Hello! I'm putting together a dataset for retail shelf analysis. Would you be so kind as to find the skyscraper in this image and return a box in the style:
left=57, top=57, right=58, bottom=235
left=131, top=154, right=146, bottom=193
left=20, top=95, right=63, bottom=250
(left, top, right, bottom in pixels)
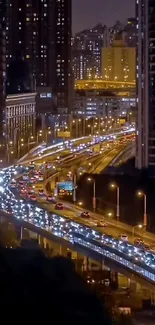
left=136, top=0, right=155, bottom=172
left=124, top=18, right=137, bottom=47
left=102, top=33, right=136, bottom=82
left=72, top=24, right=106, bottom=79
left=0, top=22, right=5, bottom=140
left=1, top=0, right=72, bottom=113
left=72, top=50, right=95, bottom=80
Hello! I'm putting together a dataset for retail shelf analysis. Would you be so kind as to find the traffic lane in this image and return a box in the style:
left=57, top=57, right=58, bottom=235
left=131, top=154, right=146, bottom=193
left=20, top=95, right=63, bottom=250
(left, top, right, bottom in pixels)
left=48, top=201, right=155, bottom=246
left=38, top=201, right=127, bottom=239
left=29, top=137, right=93, bottom=160
left=93, top=146, right=126, bottom=174
left=31, top=150, right=71, bottom=165
left=45, top=148, right=120, bottom=188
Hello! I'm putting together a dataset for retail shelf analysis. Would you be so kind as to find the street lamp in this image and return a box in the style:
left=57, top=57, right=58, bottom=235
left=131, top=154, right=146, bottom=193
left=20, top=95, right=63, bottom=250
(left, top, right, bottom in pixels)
left=137, top=191, right=147, bottom=228
left=132, top=224, right=143, bottom=238
left=110, top=183, right=120, bottom=221
left=88, top=177, right=96, bottom=212
left=28, top=136, right=34, bottom=152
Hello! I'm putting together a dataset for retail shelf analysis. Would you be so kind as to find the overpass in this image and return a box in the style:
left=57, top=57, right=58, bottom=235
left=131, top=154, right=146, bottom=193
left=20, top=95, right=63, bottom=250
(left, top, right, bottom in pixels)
left=75, top=79, right=135, bottom=91
left=5, top=209, right=155, bottom=293
left=1, top=164, right=155, bottom=292
left=18, top=128, right=135, bottom=165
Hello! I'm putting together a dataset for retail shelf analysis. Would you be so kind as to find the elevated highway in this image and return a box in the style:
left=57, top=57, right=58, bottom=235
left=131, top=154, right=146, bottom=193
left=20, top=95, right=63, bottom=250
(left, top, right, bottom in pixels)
left=18, top=128, right=135, bottom=165
left=1, top=157, right=155, bottom=290
left=75, top=79, right=135, bottom=91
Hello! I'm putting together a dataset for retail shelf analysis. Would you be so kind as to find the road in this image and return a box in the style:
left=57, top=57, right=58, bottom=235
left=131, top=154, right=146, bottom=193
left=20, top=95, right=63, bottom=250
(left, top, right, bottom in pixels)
left=20, top=128, right=135, bottom=165
left=1, top=164, right=155, bottom=286
left=29, top=142, right=155, bottom=248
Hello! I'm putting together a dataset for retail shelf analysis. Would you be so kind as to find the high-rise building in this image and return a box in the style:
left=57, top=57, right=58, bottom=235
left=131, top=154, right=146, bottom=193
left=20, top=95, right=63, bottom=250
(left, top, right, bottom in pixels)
left=102, top=33, right=136, bottom=82
left=0, top=23, right=6, bottom=140
left=136, top=0, right=155, bottom=172
left=72, top=24, right=106, bottom=79
left=124, top=18, right=137, bottom=47
left=109, top=21, right=124, bottom=46
left=0, top=0, right=72, bottom=113
left=72, top=50, right=95, bottom=80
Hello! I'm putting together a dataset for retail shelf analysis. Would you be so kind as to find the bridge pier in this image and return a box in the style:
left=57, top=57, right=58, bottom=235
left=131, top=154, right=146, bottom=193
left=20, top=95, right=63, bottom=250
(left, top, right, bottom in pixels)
left=151, top=292, right=155, bottom=306
left=20, top=226, right=23, bottom=240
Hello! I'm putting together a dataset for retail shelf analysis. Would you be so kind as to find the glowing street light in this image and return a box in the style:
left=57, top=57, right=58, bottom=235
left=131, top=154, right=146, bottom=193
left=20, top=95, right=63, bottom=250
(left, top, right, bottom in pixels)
left=137, top=191, right=147, bottom=228
left=110, top=183, right=120, bottom=221
left=87, top=177, right=96, bottom=212
left=132, top=224, right=143, bottom=238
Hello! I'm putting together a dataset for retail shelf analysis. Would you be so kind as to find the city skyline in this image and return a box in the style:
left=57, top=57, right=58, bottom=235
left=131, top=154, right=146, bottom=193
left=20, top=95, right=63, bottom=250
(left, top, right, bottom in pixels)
left=72, top=0, right=135, bottom=34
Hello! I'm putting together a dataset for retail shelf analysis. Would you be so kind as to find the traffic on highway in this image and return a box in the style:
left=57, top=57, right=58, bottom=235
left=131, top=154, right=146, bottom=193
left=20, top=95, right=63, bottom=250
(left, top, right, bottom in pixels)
left=20, top=128, right=135, bottom=164
left=0, top=163, right=155, bottom=284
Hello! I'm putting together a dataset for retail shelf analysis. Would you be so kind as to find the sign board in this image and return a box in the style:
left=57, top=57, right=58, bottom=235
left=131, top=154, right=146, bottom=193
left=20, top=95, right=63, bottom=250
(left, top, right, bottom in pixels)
left=57, top=131, right=71, bottom=138
left=119, top=119, right=126, bottom=125
left=57, top=181, right=74, bottom=191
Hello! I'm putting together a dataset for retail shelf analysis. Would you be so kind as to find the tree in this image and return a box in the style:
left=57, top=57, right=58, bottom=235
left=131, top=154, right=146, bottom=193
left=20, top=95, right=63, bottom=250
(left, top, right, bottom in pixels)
left=0, top=221, right=19, bottom=248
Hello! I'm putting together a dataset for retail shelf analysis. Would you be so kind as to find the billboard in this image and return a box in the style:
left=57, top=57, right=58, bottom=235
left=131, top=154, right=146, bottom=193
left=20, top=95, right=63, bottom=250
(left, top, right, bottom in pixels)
left=57, top=181, right=74, bottom=191
left=57, top=131, right=71, bottom=138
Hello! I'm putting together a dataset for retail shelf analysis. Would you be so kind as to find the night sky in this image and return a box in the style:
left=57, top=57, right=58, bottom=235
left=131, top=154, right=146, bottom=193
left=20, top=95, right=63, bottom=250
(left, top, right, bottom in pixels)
left=72, top=0, right=135, bottom=34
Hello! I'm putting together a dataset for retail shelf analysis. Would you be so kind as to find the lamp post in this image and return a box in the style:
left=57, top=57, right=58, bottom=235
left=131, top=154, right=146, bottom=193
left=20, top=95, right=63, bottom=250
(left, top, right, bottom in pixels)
left=137, top=191, right=147, bottom=228
left=110, top=183, right=120, bottom=221
left=37, top=130, right=43, bottom=143
left=88, top=177, right=96, bottom=212
left=73, top=173, right=77, bottom=204
left=132, top=224, right=143, bottom=238
left=46, top=130, right=51, bottom=143
left=28, top=136, right=34, bottom=152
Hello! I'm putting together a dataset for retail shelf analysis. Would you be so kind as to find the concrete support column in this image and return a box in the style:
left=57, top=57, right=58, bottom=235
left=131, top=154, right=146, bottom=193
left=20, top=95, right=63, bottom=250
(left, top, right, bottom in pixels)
left=83, top=256, right=89, bottom=271
left=151, top=292, right=155, bottom=306
left=20, top=226, right=23, bottom=240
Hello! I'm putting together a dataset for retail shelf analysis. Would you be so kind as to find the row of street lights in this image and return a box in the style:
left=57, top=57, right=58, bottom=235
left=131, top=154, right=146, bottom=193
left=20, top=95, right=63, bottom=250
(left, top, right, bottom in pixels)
left=86, top=178, right=147, bottom=228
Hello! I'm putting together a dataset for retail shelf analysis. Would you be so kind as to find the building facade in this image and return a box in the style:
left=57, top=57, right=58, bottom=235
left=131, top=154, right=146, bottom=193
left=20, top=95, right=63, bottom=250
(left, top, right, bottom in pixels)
left=0, top=23, right=5, bottom=141
left=0, top=0, right=72, bottom=113
left=102, top=35, right=136, bottom=82
left=72, top=24, right=106, bottom=79
left=4, top=93, right=36, bottom=159
left=73, top=89, right=135, bottom=119
left=136, top=0, right=155, bottom=171
left=72, top=50, right=95, bottom=80
left=124, top=18, right=137, bottom=47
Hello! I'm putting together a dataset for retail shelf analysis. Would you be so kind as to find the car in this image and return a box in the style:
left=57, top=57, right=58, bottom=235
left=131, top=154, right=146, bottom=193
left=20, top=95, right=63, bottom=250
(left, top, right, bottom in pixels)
left=20, top=188, right=27, bottom=194
left=39, top=194, right=47, bottom=200
left=38, top=189, right=44, bottom=195
left=134, top=238, right=143, bottom=245
left=29, top=194, right=37, bottom=201
left=144, top=243, right=150, bottom=250
left=18, top=180, right=26, bottom=186
left=55, top=203, right=63, bottom=210
left=47, top=196, right=56, bottom=203
left=80, top=211, right=90, bottom=218
left=22, top=175, right=29, bottom=181
left=9, top=181, right=16, bottom=188
left=29, top=177, right=37, bottom=183
left=118, top=234, right=128, bottom=242
left=96, top=221, right=107, bottom=227
left=27, top=189, right=35, bottom=196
